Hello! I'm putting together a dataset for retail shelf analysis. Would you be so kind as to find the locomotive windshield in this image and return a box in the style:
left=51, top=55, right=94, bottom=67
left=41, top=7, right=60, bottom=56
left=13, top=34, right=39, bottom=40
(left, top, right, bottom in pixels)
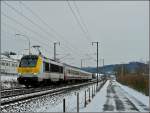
left=19, top=55, right=38, bottom=67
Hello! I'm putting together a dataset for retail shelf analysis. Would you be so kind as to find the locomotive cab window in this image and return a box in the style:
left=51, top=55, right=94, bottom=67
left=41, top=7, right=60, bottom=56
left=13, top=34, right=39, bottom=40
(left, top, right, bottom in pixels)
left=19, top=55, right=38, bottom=67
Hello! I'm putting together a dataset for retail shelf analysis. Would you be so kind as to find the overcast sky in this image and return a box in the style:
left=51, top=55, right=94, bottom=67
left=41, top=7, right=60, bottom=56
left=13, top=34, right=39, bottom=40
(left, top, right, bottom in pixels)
left=1, top=1, right=149, bottom=67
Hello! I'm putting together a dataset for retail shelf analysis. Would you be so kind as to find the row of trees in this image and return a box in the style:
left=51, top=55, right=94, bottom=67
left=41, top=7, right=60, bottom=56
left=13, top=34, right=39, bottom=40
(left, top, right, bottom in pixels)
left=114, top=62, right=149, bottom=76
left=114, top=62, right=149, bottom=96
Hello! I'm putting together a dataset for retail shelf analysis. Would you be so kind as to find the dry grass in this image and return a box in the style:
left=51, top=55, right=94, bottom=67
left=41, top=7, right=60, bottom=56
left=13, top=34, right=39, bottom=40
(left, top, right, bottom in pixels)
left=117, top=74, right=149, bottom=96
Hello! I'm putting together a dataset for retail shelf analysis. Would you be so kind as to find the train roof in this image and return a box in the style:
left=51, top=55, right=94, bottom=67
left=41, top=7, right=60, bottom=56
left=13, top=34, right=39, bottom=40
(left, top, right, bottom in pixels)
left=20, top=54, right=92, bottom=74
left=63, top=63, right=92, bottom=74
left=63, top=63, right=81, bottom=69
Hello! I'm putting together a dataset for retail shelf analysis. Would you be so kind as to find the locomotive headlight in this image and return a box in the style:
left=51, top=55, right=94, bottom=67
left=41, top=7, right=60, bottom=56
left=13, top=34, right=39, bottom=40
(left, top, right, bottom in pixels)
left=33, top=73, right=37, bottom=75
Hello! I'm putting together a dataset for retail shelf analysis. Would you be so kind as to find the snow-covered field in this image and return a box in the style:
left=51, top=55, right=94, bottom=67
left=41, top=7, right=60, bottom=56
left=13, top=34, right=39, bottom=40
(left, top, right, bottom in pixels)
left=0, top=74, right=21, bottom=89
left=116, top=82, right=149, bottom=111
left=1, top=74, right=18, bottom=81
left=80, top=80, right=109, bottom=112
left=1, top=79, right=149, bottom=112
left=81, top=80, right=149, bottom=112
left=1, top=83, right=99, bottom=112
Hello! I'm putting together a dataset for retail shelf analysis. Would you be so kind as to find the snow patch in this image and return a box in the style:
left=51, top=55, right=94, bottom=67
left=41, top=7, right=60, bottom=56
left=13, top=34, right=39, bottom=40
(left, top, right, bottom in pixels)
left=116, top=82, right=149, bottom=107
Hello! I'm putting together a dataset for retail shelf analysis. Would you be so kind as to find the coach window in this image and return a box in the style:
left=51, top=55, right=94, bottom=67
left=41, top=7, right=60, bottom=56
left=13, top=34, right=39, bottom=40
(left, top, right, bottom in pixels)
left=50, top=64, right=63, bottom=73
left=2, top=62, right=5, bottom=66
left=50, top=64, right=58, bottom=73
left=68, top=70, right=70, bottom=74
left=59, top=66, right=63, bottom=73
left=6, top=63, right=8, bottom=66
left=44, top=62, right=50, bottom=72
left=12, top=63, right=14, bottom=67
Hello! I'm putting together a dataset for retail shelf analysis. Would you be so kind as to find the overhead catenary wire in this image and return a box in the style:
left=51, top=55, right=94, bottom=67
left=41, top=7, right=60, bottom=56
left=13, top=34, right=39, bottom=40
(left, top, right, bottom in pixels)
left=19, top=1, right=91, bottom=64
left=2, top=17, right=76, bottom=64
left=1, top=22, right=53, bottom=56
left=3, top=1, right=95, bottom=66
left=19, top=1, right=85, bottom=58
left=2, top=2, right=75, bottom=57
left=2, top=13, right=71, bottom=59
left=2, top=14, right=77, bottom=65
left=66, top=0, right=95, bottom=63
left=1, top=13, right=54, bottom=49
left=66, top=0, right=92, bottom=42
left=73, top=1, right=92, bottom=41
left=73, top=1, right=95, bottom=59
left=3, top=1, right=83, bottom=60
left=3, top=1, right=57, bottom=40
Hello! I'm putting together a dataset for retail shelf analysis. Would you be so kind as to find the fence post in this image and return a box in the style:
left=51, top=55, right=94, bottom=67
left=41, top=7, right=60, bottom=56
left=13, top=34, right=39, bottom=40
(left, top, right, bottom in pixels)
left=12, top=84, right=14, bottom=96
left=84, top=90, right=86, bottom=107
left=92, top=86, right=93, bottom=98
left=94, top=85, right=95, bottom=95
left=96, top=85, right=98, bottom=92
left=63, top=98, right=65, bottom=112
left=89, top=88, right=91, bottom=102
left=77, top=93, right=79, bottom=112
left=94, top=85, right=96, bottom=96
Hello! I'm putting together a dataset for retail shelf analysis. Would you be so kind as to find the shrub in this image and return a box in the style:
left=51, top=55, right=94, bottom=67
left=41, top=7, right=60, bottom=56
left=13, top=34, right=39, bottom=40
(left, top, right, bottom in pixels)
left=117, top=74, right=149, bottom=96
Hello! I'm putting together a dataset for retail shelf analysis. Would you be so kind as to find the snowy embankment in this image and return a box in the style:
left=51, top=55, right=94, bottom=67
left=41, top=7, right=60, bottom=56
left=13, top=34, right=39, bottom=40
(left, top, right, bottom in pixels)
left=116, top=82, right=149, bottom=107
left=1, top=74, right=18, bottom=81
left=1, top=79, right=149, bottom=112
left=0, top=74, right=21, bottom=89
left=81, top=80, right=149, bottom=112
left=81, top=80, right=110, bottom=112
left=1, top=82, right=100, bottom=112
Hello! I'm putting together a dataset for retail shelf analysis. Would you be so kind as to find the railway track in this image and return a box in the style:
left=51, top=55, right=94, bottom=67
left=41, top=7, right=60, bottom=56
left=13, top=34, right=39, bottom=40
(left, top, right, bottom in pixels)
left=1, top=81, right=96, bottom=98
left=1, top=79, right=107, bottom=106
left=1, top=85, right=56, bottom=98
left=1, top=79, right=103, bottom=98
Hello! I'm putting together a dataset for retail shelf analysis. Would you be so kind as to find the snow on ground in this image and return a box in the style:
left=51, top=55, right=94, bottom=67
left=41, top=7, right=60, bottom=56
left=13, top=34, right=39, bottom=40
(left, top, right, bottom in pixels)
left=116, top=82, right=149, bottom=108
left=1, top=74, right=18, bottom=81
left=81, top=80, right=149, bottom=112
left=1, top=80, right=149, bottom=112
left=80, top=80, right=110, bottom=112
left=1, top=83, right=99, bottom=112
left=0, top=74, right=21, bottom=89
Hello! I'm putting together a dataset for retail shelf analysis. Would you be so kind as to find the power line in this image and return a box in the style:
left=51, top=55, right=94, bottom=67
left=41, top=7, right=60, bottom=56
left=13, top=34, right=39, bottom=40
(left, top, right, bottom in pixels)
left=3, top=2, right=57, bottom=39
left=3, top=1, right=83, bottom=59
left=2, top=12, right=79, bottom=65
left=1, top=13, right=53, bottom=49
left=19, top=1, right=85, bottom=57
left=67, top=1, right=95, bottom=61
left=1, top=22, right=53, bottom=56
left=2, top=2, right=70, bottom=56
left=3, top=2, right=93, bottom=66
left=3, top=1, right=68, bottom=55
left=67, top=0, right=92, bottom=42
left=73, top=1, right=95, bottom=60
left=73, top=1, right=92, bottom=41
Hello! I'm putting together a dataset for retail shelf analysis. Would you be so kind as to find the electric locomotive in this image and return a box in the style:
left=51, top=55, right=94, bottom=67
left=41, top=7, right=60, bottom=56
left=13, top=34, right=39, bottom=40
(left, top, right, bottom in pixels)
left=17, top=54, right=92, bottom=87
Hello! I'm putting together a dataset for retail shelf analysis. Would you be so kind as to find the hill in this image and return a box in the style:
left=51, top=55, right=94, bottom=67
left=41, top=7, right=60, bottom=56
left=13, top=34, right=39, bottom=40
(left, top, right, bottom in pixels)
left=81, top=62, right=147, bottom=75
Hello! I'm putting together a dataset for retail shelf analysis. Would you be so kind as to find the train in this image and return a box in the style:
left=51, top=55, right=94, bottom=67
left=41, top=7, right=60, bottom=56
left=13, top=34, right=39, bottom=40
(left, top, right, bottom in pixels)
left=17, top=54, right=93, bottom=87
